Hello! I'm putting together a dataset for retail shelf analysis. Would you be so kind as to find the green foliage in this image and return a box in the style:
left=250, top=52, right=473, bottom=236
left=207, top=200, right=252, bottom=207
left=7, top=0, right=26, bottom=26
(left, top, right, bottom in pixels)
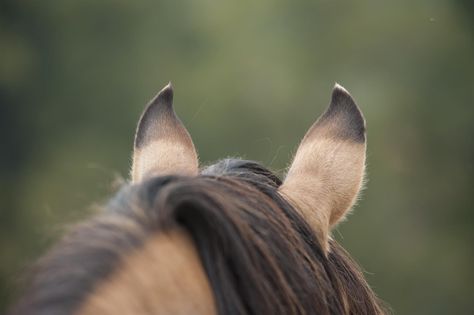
left=1, top=1, right=473, bottom=313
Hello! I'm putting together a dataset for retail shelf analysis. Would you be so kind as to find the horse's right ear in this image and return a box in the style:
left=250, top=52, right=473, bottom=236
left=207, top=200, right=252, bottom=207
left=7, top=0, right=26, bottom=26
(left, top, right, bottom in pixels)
left=279, top=84, right=366, bottom=251
left=131, top=83, right=199, bottom=183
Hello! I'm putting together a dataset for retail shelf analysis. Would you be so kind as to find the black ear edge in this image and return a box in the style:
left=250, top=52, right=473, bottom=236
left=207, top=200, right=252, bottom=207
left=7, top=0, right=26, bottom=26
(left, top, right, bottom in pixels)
left=318, top=83, right=366, bottom=143
left=134, top=82, right=175, bottom=149
left=151, top=82, right=174, bottom=107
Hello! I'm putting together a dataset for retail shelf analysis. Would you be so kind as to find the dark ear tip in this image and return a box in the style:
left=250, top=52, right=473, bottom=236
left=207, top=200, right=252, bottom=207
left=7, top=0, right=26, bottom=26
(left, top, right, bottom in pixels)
left=328, top=83, right=366, bottom=142
left=330, top=83, right=361, bottom=114
left=331, top=83, right=353, bottom=102
left=153, top=82, right=174, bottom=105
left=165, top=81, right=174, bottom=91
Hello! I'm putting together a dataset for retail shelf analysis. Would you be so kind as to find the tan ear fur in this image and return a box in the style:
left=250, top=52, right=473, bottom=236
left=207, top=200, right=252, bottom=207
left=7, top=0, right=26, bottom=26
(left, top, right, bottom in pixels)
left=78, top=229, right=217, bottom=315
left=279, top=84, right=366, bottom=251
left=132, top=83, right=198, bottom=183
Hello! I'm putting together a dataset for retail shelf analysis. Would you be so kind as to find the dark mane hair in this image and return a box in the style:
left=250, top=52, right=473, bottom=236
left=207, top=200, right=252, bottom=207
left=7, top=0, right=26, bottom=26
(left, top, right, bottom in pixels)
left=10, top=159, right=387, bottom=315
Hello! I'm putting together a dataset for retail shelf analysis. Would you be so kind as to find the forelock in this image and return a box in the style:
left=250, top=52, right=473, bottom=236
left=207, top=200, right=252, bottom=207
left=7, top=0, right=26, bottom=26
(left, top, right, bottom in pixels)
left=201, top=158, right=282, bottom=188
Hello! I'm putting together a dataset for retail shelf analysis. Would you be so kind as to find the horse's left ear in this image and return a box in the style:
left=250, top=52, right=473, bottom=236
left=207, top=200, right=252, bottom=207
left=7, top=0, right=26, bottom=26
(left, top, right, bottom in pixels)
left=131, top=83, right=198, bottom=183
left=279, top=84, right=366, bottom=250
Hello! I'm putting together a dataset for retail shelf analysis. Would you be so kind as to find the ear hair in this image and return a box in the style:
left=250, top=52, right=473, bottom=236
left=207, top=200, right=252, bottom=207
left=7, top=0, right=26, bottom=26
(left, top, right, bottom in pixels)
left=131, top=83, right=198, bottom=183
left=279, top=84, right=366, bottom=252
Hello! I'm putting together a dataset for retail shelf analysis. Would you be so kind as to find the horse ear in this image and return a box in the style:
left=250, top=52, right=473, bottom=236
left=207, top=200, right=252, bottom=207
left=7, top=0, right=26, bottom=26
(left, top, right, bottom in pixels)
left=131, top=83, right=198, bottom=183
left=279, top=84, right=366, bottom=250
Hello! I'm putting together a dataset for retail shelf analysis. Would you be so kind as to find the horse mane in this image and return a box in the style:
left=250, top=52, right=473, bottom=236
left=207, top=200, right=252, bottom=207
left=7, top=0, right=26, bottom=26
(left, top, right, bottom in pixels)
left=9, top=159, right=387, bottom=315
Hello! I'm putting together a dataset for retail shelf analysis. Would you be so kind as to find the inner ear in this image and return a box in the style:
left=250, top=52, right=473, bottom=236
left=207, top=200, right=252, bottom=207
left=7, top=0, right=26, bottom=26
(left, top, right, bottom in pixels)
left=131, top=83, right=199, bottom=183
left=278, top=84, right=366, bottom=251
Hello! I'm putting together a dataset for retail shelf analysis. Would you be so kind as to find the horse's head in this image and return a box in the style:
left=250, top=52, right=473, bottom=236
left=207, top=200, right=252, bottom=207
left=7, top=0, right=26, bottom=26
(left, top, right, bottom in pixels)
left=10, top=83, right=386, bottom=315
left=133, top=82, right=366, bottom=251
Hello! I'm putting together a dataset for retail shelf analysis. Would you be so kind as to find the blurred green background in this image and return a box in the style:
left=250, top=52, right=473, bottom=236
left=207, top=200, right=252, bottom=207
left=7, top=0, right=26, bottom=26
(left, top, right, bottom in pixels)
left=1, top=0, right=473, bottom=314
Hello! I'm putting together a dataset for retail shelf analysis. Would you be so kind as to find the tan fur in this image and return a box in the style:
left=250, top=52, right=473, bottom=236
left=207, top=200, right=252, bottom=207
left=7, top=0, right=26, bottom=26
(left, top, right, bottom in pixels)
left=279, top=85, right=366, bottom=252
left=280, top=138, right=365, bottom=251
left=133, top=139, right=198, bottom=182
left=78, top=229, right=216, bottom=315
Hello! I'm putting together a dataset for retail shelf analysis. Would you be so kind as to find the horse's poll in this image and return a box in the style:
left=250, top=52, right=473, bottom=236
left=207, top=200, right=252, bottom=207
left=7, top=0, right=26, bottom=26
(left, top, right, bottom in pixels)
left=9, top=84, right=387, bottom=315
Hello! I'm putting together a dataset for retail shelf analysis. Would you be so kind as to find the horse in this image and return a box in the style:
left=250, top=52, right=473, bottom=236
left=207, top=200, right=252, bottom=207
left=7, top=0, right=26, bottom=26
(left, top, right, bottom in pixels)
left=9, top=83, right=387, bottom=315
